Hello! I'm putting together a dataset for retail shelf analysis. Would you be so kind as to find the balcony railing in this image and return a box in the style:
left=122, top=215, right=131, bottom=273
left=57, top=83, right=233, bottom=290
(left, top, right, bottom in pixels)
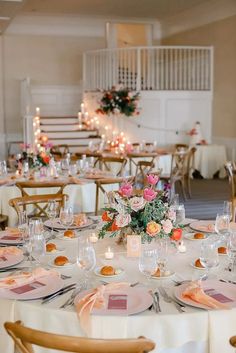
left=83, top=46, right=213, bottom=92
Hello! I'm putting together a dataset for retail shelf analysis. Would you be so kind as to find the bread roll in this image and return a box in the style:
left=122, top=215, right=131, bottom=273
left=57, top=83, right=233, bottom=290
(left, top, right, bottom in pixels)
left=218, top=246, right=227, bottom=254
left=64, top=230, right=75, bottom=238
left=195, top=258, right=205, bottom=268
left=194, top=232, right=205, bottom=239
left=46, top=243, right=57, bottom=252
left=152, top=268, right=161, bottom=277
left=100, top=266, right=115, bottom=276
left=54, top=255, right=69, bottom=266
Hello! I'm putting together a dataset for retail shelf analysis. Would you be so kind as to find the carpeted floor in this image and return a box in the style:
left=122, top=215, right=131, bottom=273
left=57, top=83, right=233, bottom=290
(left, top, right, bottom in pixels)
left=176, top=179, right=230, bottom=220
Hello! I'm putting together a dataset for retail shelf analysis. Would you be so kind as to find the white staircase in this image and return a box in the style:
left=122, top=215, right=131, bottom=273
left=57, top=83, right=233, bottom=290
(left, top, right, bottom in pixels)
left=40, top=116, right=101, bottom=153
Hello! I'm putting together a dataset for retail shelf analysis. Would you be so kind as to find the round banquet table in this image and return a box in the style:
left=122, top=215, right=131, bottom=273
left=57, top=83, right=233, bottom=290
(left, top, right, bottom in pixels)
left=194, top=145, right=227, bottom=179
left=0, top=222, right=236, bottom=353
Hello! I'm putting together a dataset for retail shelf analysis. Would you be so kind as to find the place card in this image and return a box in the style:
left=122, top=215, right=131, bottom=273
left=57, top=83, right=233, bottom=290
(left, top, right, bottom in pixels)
left=127, top=235, right=141, bottom=257
left=10, top=281, right=46, bottom=294
left=108, top=294, right=127, bottom=310
left=205, top=288, right=233, bottom=303
left=1, top=236, right=20, bottom=240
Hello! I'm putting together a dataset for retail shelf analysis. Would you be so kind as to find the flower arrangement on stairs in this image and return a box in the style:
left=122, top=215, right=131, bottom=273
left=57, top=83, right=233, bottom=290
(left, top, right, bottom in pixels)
left=96, top=86, right=140, bottom=117
left=99, top=175, right=182, bottom=243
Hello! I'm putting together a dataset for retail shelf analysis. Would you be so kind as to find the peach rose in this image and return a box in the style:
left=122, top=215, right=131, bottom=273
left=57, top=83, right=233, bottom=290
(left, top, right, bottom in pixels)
left=146, top=221, right=161, bottom=237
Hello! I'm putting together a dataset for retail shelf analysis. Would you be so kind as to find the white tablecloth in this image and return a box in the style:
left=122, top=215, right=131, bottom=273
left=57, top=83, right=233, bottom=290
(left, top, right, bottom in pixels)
left=0, top=224, right=235, bottom=353
left=194, top=145, right=227, bottom=179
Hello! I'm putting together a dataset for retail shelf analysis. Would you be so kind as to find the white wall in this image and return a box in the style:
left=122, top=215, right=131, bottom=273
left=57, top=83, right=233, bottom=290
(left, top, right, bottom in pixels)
left=84, top=90, right=212, bottom=146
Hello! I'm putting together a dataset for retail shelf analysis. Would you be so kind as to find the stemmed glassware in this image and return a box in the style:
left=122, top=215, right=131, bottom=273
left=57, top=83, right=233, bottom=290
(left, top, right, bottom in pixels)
left=47, top=200, right=57, bottom=237
left=155, top=237, right=169, bottom=275
left=18, top=210, right=28, bottom=243
left=200, top=240, right=219, bottom=278
left=139, top=248, right=157, bottom=282
left=27, top=218, right=45, bottom=267
left=215, top=213, right=230, bottom=239
left=223, top=201, right=233, bottom=221
left=59, top=206, right=74, bottom=231
left=227, top=231, right=236, bottom=272
left=77, top=238, right=96, bottom=288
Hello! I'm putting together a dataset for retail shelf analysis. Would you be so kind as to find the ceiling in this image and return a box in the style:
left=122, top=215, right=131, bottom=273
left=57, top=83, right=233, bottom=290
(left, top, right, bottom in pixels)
left=0, top=0, right=26, bottom=33
left=21, top=0, right=209, bottom=19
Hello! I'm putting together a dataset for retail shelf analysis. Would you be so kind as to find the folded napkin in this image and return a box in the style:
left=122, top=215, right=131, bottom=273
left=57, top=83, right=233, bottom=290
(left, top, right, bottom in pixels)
left=0, top=267, right=59, bottom=289
left=4, top=228, right=21, bottom=236
left=182, top=281, right=228, bottom=309
left=0, top=246, right=22, bottom=256
left=197, top=224, right=215, bottom=232
left=75, top=282, right=130, bottom=335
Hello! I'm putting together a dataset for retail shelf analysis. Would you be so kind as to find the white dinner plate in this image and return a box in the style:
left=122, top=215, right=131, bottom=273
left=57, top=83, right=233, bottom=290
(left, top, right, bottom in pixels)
left=74, top=287, right=153, bottom=316
left=190, top=221, right=215, bottom=233
left=49, top=258, right=75, bottom=268
left=184, top=232, right=208, bottom=241
left=0, top=274, right=63, bottom=300
left=94, top=267, right=124, bottom=278
left=44, top=218, right=93, bottom=230
left=0, top=231, right=23, bottom=245
left=55, top=232, right=79, bottom=241
left=0, top=252, right=24, bottom=269
left=151, top=271, right=175, bottom=280
left=174, top=280, right=236, bottom=310
left=45, top=245, right=65, bottom=255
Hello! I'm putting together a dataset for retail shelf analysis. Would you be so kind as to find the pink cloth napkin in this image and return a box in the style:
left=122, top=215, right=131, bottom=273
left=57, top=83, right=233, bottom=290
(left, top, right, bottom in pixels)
left=0, top=246, right=22, bottom=256
left=182, top=281, right=228, bottom=309
left=75, top=282, right=130, bottom=334
left=4, top=228, right=21, bottom=236
left=0, top=267, right=60, bottom=289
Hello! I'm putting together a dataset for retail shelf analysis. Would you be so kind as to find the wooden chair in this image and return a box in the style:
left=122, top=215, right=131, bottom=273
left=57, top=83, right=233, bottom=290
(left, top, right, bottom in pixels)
left=134, top=160, right=161, bottom=188
left=161, top=147, right=196, bottom=200
left=127, top=153, right=157, bottom=176
left=50, top=144, right=69, bottom=160
left=15, top=181, right=67, bottom=197
left=225, top=161, right=236, bottom=218
left=4, top=321, right=155, bottom=353
left=174, top=144, right=189, bottom=152
left=9, top=194, right=68, bottom=219
left=95, top=156, right=127, bottom=177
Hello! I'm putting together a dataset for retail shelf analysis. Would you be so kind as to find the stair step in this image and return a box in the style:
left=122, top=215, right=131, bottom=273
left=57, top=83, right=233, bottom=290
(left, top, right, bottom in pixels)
left=49, top=137, right=101, bottom=145
left=45, top=131, right=99, bottom=138
left=40, top=118, right=78, bottom=124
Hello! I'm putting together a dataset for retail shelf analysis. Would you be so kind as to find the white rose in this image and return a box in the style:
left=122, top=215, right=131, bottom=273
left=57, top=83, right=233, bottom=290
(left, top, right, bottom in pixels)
left=115, top=213, right=131, bottom=227
left=129, top=197, right=146, bottom=212
left=167, top=209, right=176, bottom=222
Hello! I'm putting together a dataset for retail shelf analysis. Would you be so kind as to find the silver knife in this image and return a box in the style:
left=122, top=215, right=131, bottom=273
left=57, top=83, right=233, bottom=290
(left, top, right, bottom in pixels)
left=154, top=291, right=161, bottom=312
left=42, top=285, right=76, bottom=304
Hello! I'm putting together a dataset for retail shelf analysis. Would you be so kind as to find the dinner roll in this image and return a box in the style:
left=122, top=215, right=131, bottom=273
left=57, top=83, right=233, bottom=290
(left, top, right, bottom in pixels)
left=46, top=243, right=57, bottom=252
left=218, top=246, right=227, bottom=254
left=195, top=258, right=205, bottom=268
left=100, top=266, right=115, bottom=276
left=194, top=233, right=205, bottom=239
left=64, top=230, right=75, bottom=238
left=54, top=256, right=69, bottom=266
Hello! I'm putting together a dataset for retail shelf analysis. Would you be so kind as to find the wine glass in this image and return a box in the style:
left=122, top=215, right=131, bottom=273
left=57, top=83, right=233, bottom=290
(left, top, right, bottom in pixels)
left=139, top=248, right=157, bottom=283
left=200, top=241, right=219, bottom=278
left=18, top=210, right=28, bottom=243
left=59, top=206, right=74, bottom=231
left=227, top=231, right=236, bottom=272
left=31, top=234, right=46, bottom=266
left=215, top=213, right=230, bottom=239
left=77, top=238, right=96, bottom=288
left=47, top=200, right=57, bottom=237
left=175, top=204, right=185, bottom=225
left=223, top=201, right=233, bottom=221
left=28, top=218, right=43, bottom=236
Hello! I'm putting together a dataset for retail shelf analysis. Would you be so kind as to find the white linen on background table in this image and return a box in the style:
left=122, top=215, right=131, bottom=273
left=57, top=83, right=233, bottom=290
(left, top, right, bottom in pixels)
left=194, top=145, right=227, bottom=179
left=0, top=225, right=235, bottom=353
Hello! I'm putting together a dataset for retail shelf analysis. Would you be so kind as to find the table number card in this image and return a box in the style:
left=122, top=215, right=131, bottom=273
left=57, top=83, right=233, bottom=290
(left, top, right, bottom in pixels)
left=127, top=235, right=141, bottom=257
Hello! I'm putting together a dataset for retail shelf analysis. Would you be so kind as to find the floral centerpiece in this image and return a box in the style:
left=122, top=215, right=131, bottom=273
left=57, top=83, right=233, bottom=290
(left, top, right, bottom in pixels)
left=18, top=143, right=52, bottom=170
left=96, top=86, right=140, bottom=117
left=99, top=175, right=182, bottom=243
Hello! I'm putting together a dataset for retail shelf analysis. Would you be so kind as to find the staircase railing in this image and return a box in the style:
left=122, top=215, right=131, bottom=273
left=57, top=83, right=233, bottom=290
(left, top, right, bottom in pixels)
left=83, top=46, right=213, bottom=92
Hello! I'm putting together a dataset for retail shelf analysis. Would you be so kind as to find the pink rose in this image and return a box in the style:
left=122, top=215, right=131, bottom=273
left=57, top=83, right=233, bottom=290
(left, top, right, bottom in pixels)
left=161, top=219, right=173, bottom=234
left=143, top=188, right=157, bottom=202
left=119, top=182, right=133, bottom=197
left=115, top=213, right=131, bottom=228
left=129, top=197, right=146, bottom=212
left=146, top=174, right=159, bottom=185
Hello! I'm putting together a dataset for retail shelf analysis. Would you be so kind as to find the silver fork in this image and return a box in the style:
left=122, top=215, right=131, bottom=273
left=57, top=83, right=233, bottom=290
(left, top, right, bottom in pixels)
left=159, top=287, right=185, bottom=313
left=60, top=285, right=83, bottom=309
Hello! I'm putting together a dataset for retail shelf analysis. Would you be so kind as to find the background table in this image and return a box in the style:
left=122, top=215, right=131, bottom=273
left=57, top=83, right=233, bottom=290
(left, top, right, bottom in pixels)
left=194, top=145, right=227, bottom=179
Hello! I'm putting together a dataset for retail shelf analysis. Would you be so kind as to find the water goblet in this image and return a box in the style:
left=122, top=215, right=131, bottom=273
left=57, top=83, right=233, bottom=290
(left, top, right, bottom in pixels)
left=227, top=231, right=236, bottom=273
left=200, top=241, right=219, bottom=278
left=31, top=234, right=46, bottom=266
left=77, top=238, right=96, bottom=288
left=223, top=201, right=233, bottom=221
left=215, top=213, right=230, bottom=239
left=59, top=206, right=74, bottom=231
left=18, top=210, right=28, bottom=243
left=47, top=200, right=57, bottom=237
left=139, top=248, right=157, bottom=284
